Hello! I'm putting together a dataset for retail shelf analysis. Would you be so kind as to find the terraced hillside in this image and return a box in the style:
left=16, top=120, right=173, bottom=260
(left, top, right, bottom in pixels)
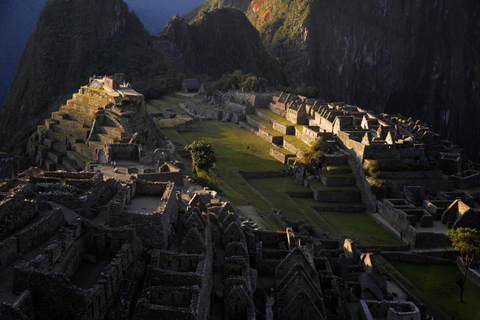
left=28, top=74, right=168, bottom=171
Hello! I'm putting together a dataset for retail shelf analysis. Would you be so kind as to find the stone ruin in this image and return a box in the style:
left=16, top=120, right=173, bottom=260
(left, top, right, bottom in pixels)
left=0, top=161, right=429, bottom=319
left=27, top=74, right=171, bottom=172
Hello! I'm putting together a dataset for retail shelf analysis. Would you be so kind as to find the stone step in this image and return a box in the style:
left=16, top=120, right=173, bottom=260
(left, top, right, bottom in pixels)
left=73, top=93, right=110, bottom=109
left=66, top=150, right=94, bottom=170
left=322, top=164, right=352, bottom=174
left=58, top=118, right=86, bottom=129
left=319, top=172, right=356, bottom=186
left=51, top=111, right=68, bottom=121
left=60, top=106, right=96, bottom=127
left=47, top=130, right=82, bottom=146
left=52, top=123, right=90, bottom=141
left=67, top=99, right=100, bottom=116
left=98, top=133, right=119, bottom=144
left=45, top=118, right=58, bottom=129
left=309, top=180, right=361, bottom=202
left=312, top=203, right=365, bottom=213
left=62, top=157, right=82, bottom=172
left=100, top=126, right=125, bottom=139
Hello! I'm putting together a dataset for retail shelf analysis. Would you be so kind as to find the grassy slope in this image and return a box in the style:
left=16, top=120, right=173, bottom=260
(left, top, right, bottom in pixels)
left=379, top=257, right=480, bottom=320
left=164, top=119, right=400, bottom=244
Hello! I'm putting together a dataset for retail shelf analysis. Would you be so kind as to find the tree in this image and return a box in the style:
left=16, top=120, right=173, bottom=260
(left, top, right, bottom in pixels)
left=185, top=140, right=216, bottom=173
left=446, top=227, right=480, bottom=303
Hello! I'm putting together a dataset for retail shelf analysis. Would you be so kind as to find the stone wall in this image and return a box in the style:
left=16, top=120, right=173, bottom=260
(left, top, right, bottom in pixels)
left=183, top=100, right=222, bottom=120
left=15, top=208, right=65, bottom=256
left=283, top=139, right=305, bottom=158
left=137, top=170, right=183, bottom=187
left=109, top=182, right=178, bottom=248
left=108, top=144, right=140, bottom=160
left=449, top=170, right=480, bottom=189
left=12, top=220, right=140, bottom=319
left=226, top=102, right=254, bottom=114
left=377, top=171, right=443, bottom=179
left=310, top=185, right=361, bottom=202
left=272, top=122, right=295, bottom=135
left=0, top=187, right=38, bottom=239
left=270, top=148, right=294, bottom=164
left=231, top=91, right=273, bottom=108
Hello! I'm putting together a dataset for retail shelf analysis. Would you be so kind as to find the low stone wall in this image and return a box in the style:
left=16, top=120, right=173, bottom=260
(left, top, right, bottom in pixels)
left=226, top=102, right=254, bottom=114
left=449, top=170, right=480, bottom=189
left=73, top=93, right=110, bottom=109
left=310, top=184, right=361, bottom=202
left=0, top=189, right=38, bottom=239
left=324, top=154, right=347, bottom=165
left=268, top=104, right=287, bottom=117
left=385, top=179, right=454, bottom=196
left=64, top=108, right=95, bottom=127
left=108, top=143, right=140, bottom=160
left=378, top=170, right=443, bottom=179
left=67, top=99, right=98, bottom=115
left=283, top=139, right=305, bottom=158
left=269, top=148, right=294, bottom=164
left=16, top=208, right=65, bottom=255
left=42, top=171, right=99, bottom=181
left=286, top=191, right=314, bottom=198
left=103, top=127, right=125, bottom=139
left=231, top=91, right=273, bottom=108
left=183, top=100, right=222, bottom=120
left=272, top=122, right=295, bottom=135
left=0, top=237, right=17, bottom=271
left=245, top=115, right=264, bottom=129
left=52, top=124, right=89, bottom=141
left=319, top=174, right=356, bottom=186
left=79, top=87, right=116, bottom=104
left=138, top=172, right=184, bottom=187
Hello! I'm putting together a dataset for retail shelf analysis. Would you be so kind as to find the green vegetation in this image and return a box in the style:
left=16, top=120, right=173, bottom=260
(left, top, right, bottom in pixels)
left=446, top=227, right=480, bottom=303
left=162, top=119, right=399, bottom=245
left=300, top=138, right=325, bottom=168
left=185, top=140, right=216, bottom=173
left=383, top=258, right=480, bottom=320
left=294, top=83, right=319, bottom=98
left=209, top=70, right=267, bottom=92
left=185, top=140, right=218, bottom=189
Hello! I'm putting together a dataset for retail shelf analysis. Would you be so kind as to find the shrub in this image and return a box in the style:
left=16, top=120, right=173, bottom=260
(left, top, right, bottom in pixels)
left=193, top=169, right=218, bottom=191
left=370, top=178, right=386, bottom=200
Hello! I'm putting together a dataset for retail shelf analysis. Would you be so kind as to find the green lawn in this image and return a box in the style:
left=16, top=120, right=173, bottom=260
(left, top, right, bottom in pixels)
left=381, top=258, right=480, bottom=320
left=173, top=121, right=287, bottom=207
left=163, top=120, right=400, bottom=245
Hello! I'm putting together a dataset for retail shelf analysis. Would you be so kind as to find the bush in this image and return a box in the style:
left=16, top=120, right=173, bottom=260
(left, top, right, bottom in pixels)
left=193, top=169, right=218, bottom=191
left=370, top=178, right=386, bottom=200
